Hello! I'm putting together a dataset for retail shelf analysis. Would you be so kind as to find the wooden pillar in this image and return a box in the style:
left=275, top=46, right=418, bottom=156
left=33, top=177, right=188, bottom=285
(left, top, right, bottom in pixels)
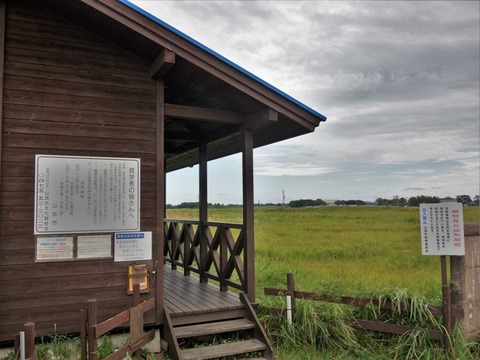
left=199, top=142, right=208, bottom=283
left=155, top=79, right=165, bottom=324
left=451, top=220, right=480, bottom=340
left=242, top=128, right=255, bottom=302
left=151, top=48, right=174, bottom=323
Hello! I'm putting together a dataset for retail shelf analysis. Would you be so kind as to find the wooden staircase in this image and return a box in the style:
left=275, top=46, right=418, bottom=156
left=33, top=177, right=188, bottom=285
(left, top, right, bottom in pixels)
left=163, top=293, right=274, bottom=360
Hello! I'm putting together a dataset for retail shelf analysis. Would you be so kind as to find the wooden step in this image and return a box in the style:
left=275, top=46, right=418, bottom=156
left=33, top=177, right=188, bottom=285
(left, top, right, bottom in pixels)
left=175, top=318, right=256, bottom=339
left=180, top=338, right=267, bottom=360
left=170, top=308, right=246, bottom=326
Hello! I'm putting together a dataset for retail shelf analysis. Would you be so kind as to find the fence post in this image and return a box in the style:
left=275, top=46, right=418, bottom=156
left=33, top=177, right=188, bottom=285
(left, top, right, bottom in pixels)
left=440, top=255, right=452, bottom=352
left=87, top=299, right=98, bottom=360
left=287, top=273, right=296, bottom=323
left=451, top=220, right=480, bottom=340
left=23, top=322, right=36, bottom=360
left=80, top=309, right=88, bottom=360
left=132, top=284, right=142, bottom=359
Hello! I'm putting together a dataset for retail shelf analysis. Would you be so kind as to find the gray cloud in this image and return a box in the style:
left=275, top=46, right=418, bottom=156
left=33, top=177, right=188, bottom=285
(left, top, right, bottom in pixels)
left=133, top=0, right=479, bottom=202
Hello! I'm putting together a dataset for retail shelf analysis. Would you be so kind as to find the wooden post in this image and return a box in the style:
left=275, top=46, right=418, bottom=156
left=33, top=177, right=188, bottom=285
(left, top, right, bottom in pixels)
left=220, top=229, right=228, bottom=292
left=155, top=79, right=165, bottom=324
left=199, top=142, right=208, bottom=284
left=441, top=255, right=452, bottom=352
left=80, top=309, right=88, bottom=360
left=242, top=128, right=255, bottom=302
left=451, top=220, right=480, bottom=340
left=133, top=283, right=141, bottom=307
left=132, top=284, right=142, bottom=359
left=24, top=322, right=36, bottom=360
left=287, top=273, right=296, bottom=322
left=87, top=300, right=98, bottom=360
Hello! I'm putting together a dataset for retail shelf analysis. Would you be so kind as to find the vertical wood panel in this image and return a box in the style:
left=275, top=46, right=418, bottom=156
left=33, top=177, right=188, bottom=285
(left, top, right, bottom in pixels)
left=0, top=0, right=6, bottom=194
left=0, top=1, right=157, bottom=341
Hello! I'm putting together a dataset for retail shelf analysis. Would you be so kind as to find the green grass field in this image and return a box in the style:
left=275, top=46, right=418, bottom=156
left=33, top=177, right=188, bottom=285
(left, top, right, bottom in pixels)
left=166, top=206, right=480, bottom=359
left=167, top=205, right=479, bottom=304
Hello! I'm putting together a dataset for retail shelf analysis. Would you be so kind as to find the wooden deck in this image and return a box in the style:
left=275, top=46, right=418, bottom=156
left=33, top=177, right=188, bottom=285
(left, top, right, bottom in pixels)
left=163, top=266, right=244, bottom=319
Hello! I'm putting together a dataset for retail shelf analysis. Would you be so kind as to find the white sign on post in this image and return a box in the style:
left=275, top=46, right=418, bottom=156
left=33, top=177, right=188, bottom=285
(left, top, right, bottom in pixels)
left=420, top=203, right=465, bottom=256
left=34, top=155, right=140, bottom=234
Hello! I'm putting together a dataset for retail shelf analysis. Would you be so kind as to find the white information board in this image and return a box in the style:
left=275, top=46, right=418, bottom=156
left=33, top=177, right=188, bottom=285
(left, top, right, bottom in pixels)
left=34, top=155, right=140, bottom=234
left=77, top=234, right=112, bottom=259
left=36, top=236, right=74, bottom=261
left=114, top=232, right=152, bottom=262
left=420, top=203, right=465, bottom=256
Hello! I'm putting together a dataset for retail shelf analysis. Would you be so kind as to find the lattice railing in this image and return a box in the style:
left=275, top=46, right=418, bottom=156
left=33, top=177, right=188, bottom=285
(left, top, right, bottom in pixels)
left=164, top=219, right=246, bottom=292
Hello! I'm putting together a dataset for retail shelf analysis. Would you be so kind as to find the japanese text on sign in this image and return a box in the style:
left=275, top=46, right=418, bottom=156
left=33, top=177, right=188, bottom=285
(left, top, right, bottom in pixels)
left=114, top=232, right=152, bottom=262
left=420, top=203, right=464, bottom=256
left=34, top=155, right=140, bottom=234
left=36, top=237, right=74, bottom=261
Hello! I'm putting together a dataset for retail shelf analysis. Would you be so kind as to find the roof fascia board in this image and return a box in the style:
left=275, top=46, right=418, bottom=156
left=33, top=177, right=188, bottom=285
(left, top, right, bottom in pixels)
left=86, top=0, right=325, bottom=130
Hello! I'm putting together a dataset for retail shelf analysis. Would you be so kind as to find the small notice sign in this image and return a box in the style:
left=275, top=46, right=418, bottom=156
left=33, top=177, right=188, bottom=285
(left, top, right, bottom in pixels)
left=420, top=203, right=465, bottom=256
left=77, top=234, right=112, bottom=259
left=36, top=236, right=74, bottom=261
left=114, top=232, right=152, bottom=262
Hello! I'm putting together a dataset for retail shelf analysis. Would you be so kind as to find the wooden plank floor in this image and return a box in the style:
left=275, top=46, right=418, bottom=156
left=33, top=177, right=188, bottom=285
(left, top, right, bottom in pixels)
left=163, top=266, right=244, bottom=317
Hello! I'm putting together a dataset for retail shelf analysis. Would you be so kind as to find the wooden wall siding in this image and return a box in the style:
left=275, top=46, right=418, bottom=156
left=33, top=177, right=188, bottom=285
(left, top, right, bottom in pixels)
left=0, top=2, right=159, bottom=341
left=0, top=0, right=5, bottom=193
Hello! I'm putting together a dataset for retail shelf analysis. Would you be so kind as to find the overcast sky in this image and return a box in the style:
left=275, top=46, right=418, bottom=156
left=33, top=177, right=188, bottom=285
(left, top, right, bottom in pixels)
left=131, top=0, right=479, bottom=205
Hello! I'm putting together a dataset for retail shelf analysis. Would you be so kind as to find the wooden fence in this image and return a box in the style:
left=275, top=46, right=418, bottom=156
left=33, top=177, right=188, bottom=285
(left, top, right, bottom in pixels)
left=264, top=273, right=464, bottom=351
left=13, top=323, right=36, bottom=360
left=80, top=284, right=156, bottom=360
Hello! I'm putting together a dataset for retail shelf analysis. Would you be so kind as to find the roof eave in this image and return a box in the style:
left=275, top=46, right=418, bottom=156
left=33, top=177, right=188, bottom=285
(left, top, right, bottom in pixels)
left=99, top=0, right=327, bottom=129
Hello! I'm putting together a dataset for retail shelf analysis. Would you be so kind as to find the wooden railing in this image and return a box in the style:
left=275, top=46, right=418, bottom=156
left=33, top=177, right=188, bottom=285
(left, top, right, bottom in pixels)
left=80, top=284, right=155, bottom=360
left=13, top=323, right=36, bottom=360
left=164, top=219, right=246, bottom=293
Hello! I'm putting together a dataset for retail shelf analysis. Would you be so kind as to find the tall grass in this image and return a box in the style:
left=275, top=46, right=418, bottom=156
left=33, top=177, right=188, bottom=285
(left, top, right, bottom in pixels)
left=259, top=288, right=480, bottom=359
left=168, top=206, right=479, bottom=358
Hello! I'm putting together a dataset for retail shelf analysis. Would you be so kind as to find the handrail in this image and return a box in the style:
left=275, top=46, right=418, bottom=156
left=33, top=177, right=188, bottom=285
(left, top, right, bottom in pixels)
left=163, top=218, right=243, bottom=229
left=164, top=219, right=246, bottom=293
left=164, top=218, right=201, bottom=225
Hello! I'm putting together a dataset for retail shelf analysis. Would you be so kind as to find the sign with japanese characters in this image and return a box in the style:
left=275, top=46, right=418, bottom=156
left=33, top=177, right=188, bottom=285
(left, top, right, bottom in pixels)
left=34, top=155, right=140, bottom=234
left=36, top=236, right=74, bottom=261
left=77, top=234, right=112, bottom=259
left=114, top=232, right=152, bottom=262
left=420, top=203, right=465, bottom=256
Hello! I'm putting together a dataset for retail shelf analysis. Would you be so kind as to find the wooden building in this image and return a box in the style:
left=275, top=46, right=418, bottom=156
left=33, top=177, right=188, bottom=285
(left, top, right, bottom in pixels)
left=0, top=0, right=326, bottom=358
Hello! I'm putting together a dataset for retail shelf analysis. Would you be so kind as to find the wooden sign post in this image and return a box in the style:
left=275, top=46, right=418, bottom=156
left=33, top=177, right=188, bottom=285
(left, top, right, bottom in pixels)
left=419, top=203, right=465, bottom=351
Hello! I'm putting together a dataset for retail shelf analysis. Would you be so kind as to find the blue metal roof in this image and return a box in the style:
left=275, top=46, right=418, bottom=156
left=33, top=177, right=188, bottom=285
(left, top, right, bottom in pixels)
left=119, top=0, right=327, bottom=122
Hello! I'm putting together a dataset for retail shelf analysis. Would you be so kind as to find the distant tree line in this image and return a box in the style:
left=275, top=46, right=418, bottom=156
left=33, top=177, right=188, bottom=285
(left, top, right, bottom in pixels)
left=166, top=202, right=242, bottom=209
left=334, top=199, right=367, bottom=206
left=167, top=194, right=479, bottom=209
left=376, top=195, right=478, bottom=207
left=288, top=199, right=326, bottom=208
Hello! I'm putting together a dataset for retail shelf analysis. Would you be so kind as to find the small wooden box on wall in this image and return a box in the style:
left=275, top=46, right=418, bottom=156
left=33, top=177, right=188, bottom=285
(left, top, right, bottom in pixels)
left=127, top=264, right=149, bottom=294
